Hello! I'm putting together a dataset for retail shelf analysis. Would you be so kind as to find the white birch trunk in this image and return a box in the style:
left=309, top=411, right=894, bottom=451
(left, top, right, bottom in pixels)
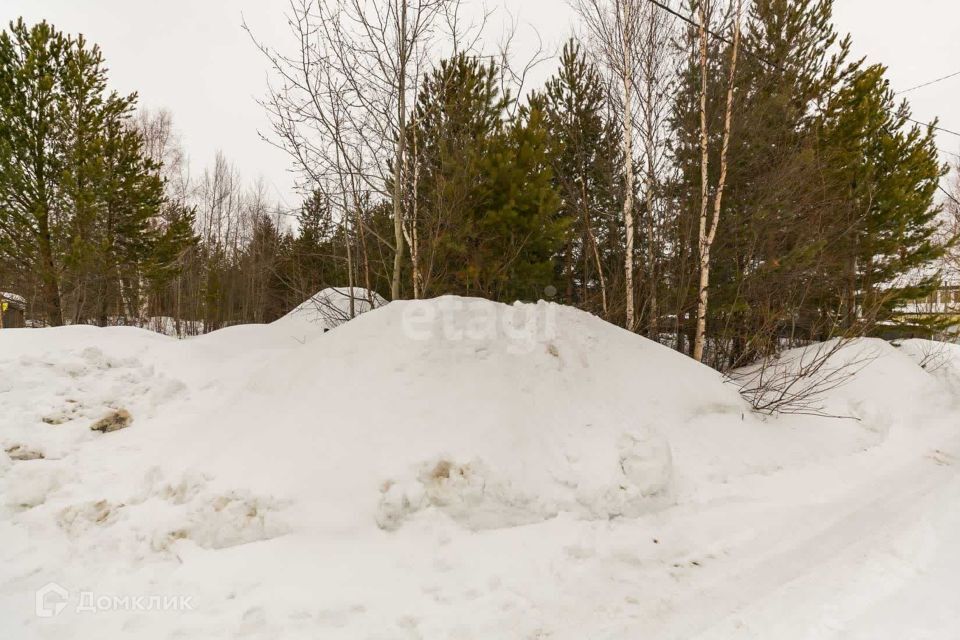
left=694, top=0, right=740, bottom=363
left=621, top=11, right=637, bottom=332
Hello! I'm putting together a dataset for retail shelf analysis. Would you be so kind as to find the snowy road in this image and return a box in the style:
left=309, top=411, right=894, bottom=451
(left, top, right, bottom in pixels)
left=644, top=430, right=960, bottom=639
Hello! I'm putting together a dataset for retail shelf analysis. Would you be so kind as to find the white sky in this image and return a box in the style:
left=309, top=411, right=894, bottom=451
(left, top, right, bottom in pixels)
left=3, top=1, right=959, bottom=207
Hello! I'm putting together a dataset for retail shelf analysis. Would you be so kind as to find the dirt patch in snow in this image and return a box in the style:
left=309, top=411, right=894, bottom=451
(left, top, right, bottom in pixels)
left=377, top=458, right=553, bottom=531
left=137, top=469, right=291, bottom=553
left=377, top=427, right=674, bottom=531
left=90, top=408, right=133, bottom=433
left=5, top=444, right=45, bottom=461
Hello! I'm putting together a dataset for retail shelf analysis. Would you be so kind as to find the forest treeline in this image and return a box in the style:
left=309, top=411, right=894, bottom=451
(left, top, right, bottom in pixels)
left=0, top=0, right=956, bottom=370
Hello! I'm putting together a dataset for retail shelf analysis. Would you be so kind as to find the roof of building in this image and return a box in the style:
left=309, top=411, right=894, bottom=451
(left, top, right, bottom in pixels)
left=1, top=292, right=26, bottom=309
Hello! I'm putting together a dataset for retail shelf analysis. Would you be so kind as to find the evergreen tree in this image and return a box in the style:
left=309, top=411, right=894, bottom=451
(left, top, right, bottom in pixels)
left=0, top=19, right=186, bottom=325
left=667, top=0, right=857, bottom=363
left=408, top=53, right=564, bottom=300
left=57, top=32, right=111, bottom=321
left=95, top=107, right=165, bottom=322
left=470, top=106, right=565, bottom=300
left=245, top=213, right=288, bottom=322
left=820, top=64, right=948, bottom=329
left=530, top=39, right=623, bottom=317
left=291, top=190, right=336, bottom=296
left=147, top=202, right=198, bottom=289
left=0, top=20, right=71, bottom=324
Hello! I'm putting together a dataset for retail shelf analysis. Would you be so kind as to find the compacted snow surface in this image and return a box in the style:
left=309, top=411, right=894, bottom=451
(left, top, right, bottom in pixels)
left=1, top=295, right=959, bottom=639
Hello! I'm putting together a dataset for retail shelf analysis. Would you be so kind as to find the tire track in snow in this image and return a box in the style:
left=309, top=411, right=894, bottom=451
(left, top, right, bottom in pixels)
left=628, top=433, right=960, bottom=639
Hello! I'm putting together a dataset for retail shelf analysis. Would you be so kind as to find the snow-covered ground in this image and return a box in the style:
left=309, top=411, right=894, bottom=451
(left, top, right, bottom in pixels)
left=1, top=294, right=959, bottom=639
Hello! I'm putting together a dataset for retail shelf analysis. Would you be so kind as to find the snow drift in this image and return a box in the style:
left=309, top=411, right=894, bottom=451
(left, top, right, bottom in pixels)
left=2, top=296, right=960, bottom=640
left=113, top=297, right=743, bottom=534
left=276, top=286, right=385, bottom=330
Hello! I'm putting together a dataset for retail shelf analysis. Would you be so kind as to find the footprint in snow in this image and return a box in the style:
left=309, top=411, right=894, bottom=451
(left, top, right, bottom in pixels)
left=927, top=449, right=955, bottom=466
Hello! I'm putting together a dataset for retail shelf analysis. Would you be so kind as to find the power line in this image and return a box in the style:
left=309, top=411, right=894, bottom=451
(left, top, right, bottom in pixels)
left=643, top=1, right=960, bottom=213
left=897, top=70, right=960, bottom=95
left=938, top=184, right=959, bottom=207
left=643, top=0, right=960, bottom=138
left=927, top=122, right=960, bottom=138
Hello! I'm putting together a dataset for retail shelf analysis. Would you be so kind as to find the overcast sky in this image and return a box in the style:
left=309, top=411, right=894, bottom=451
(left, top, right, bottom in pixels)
left=3, top=1, right=959, bottom=207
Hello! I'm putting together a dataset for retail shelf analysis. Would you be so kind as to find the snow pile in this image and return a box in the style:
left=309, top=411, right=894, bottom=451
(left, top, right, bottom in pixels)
left=2, top=297, right=960, bottom=639
left=1, top=338, right=184, bottom=463
left=897, top=339, right=960, bottom=396
left=156, top=297, right=737, bottom=533
left=276, top=286, right=385, bottom=330
left=0, top=298, right=719, bottom=554
left=732, top=338, right=947, bottom=423
left=184, top=287, right=385, bottom=352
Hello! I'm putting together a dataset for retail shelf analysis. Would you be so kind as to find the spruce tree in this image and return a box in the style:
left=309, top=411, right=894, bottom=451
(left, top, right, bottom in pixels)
left=291, top=190, right=336, bottom=295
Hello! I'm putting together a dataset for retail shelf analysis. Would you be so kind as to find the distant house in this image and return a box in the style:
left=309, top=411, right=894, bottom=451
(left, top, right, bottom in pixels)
left=892, top=273, right=960, bottom=337
left=0, top=292, right=26, bottom=328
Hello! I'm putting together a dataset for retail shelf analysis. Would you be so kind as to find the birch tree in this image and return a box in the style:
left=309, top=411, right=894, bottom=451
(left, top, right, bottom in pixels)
left=692, top=0, right=740, bottom=363
left=636, top=1, right=676, bottom=337
left=571, top=0, right=642, bottom=330
left=247, top=0, right=452, bottom=301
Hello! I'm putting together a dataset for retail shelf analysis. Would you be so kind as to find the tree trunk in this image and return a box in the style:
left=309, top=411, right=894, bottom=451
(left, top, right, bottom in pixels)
left=693, top=2, right=711, bottom=363
left=693, top=0, right=740, bottom=363
left=37, top=214, right=63, bottom=326
left=357, top=207, right=374, bottom=306
left=621, top=28, right=637, bottom=332
left=346, top=215, right=356, bottom=319
left=643, top=54, right=657, bottom=337
left=406, top=111, right=422, bottom=298
left=391, top=106, right=406, bottom=300
left=581, top=181, right=607, bottom=316
left=390, top=4, right=409, bottom=301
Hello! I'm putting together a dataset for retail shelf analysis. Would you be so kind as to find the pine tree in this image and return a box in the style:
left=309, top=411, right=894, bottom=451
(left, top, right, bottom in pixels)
left=530, top=39, right=623, bottom=317
left=0, top=20, right=71, bottom=324
left=820, top=64, right=948, bottom=330
left=667, top=0, right=857, bottom=364
left=408, top=53, right=564, bottom=300
left=98, top=107, right=165, bottom=322
left=0, top=19, right=181, bottom=326
left=471, top=106, right=566, bottom=301
left=147, top=202, right=198, bottom=288
left=57, top=33, right=114, bottom=321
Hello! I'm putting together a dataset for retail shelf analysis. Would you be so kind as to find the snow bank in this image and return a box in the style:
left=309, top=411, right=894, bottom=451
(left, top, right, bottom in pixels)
left=3, top=297, right=960, bottom=639
left=186, top=287, right=385, bottom=352
left=732, top=338, right=947, bottom=424
left=275, top=286, right=385, bottom=330
left=897, top=339, right=960, bottom=396
left=154, top=297, right=742, bottom=532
